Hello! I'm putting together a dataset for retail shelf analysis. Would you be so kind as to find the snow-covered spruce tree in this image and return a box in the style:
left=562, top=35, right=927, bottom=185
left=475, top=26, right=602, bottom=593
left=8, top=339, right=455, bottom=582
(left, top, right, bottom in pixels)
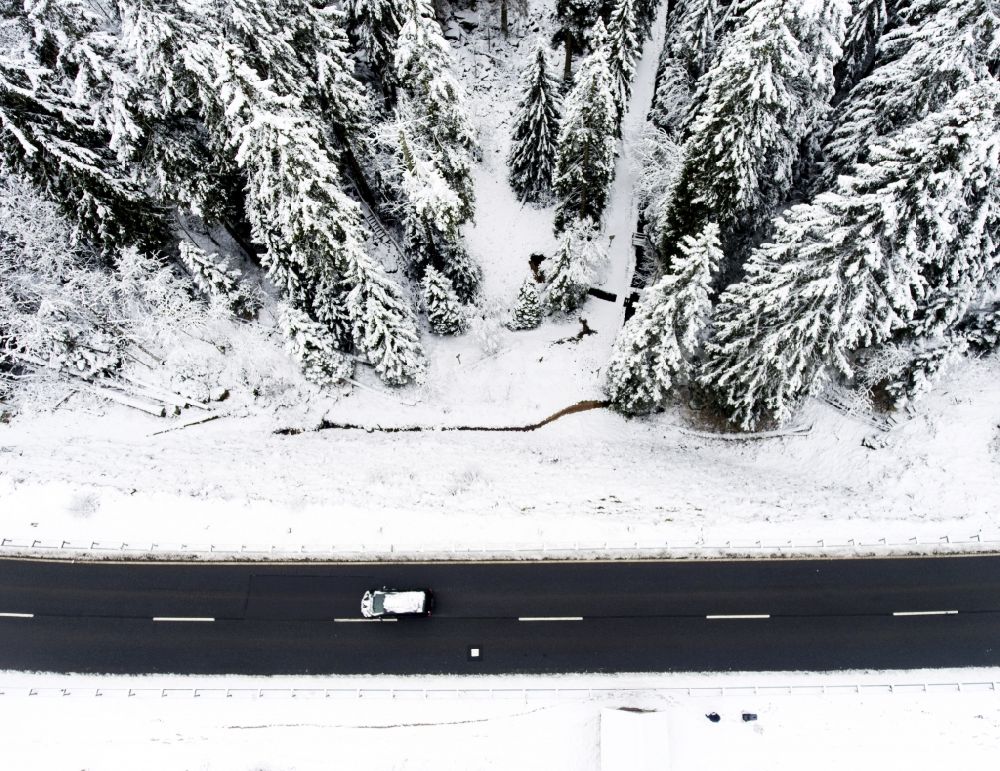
left=700, top=81, right=1000, bottom=430
left=421, top=265, right=466, bottom=334
left=279, top=305, right=354, bottom=386
left=660, top=0, right=847, bottom=265
left=606, top=0, right=639, bottom=128
left=346, top=0, right=403, bottom=98
left=178, top=241, right=261, bottom=320
left=633, top=0, right=659, bottom=41
left=832, top=0, right=890, bottom=99
left=554, top=0, right=600, bottom=82
left=293, top=2, right=371, bottom=136
left=19, top=0, right=154, bottom=163
left=345, top=248, right=427, bottom=385
left=553, top=21, right=617, bottom=232
left=821, top=0, right=997, bottom=185
left=508, top=40, right=562, bottom=203
left=648, top=57, right=692, bottom=137
left=648, top=0, right=731, bottom=136
left=667, top=0, right=728, bottom=82
left=398, top=129, right=481, bottom=302
left=0, top=54, right=171, bottom=256
left=395, top=0, right=478, bottom=221
left=605, top=222, right=720, bottom=414
left=207, top=43, right=425, bottom=384
left=114, top=1, right=426, bottom=386
left=545, top=219, right=608, bottom=313
left=508, top=278, right=543, bottom=330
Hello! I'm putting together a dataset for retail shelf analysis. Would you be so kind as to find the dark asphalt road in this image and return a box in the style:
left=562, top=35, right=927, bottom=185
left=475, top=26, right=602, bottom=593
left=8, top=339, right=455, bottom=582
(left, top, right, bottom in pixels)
left=0, top=556, right=997, bottom=674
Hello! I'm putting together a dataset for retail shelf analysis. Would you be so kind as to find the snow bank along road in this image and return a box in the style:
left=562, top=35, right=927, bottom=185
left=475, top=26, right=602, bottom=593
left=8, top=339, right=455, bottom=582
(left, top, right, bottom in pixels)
left=1, top=556, right=998, bottom=675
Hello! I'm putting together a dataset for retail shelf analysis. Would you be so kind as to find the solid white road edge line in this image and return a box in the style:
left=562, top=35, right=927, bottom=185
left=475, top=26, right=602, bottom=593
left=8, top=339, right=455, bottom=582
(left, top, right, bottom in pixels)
left=152, top=617, right=215, bottom=622
left=517, top=616, right=584, bottom=622
left=333, top=618, right=397, bottom=623
left=706, top=614, right=771, bottom=620
left=892, top=610, right=959, bottom=616
left=0, top=612, right=33, bottom=618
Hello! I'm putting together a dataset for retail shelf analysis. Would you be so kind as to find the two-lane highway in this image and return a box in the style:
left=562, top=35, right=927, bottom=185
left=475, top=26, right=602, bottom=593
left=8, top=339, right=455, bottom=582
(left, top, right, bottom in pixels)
left=0, top=556, right=997, bottom=674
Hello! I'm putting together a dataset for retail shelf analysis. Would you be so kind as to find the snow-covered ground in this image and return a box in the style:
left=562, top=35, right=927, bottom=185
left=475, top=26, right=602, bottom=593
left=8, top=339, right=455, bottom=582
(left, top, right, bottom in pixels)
left=2, top=669, right=999, bottom=770
left=1, top=354, right=997, bottom=559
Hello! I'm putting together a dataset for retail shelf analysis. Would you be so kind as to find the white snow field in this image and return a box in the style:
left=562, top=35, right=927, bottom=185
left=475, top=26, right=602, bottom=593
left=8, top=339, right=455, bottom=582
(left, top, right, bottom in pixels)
left=1, top=670, right=999, bottom=770
left=0, top=354, right=997, bottom=559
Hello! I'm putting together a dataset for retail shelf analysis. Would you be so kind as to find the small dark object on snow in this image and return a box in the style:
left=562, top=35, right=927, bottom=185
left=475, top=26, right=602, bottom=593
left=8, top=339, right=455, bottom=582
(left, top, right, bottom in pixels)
left=706, top=712, right=721, bottom=723
left=742, top=713, right=758, bottom=722
left=587, top=287, right=617, bottom=302
left=529, top=253, right=546, bottom=282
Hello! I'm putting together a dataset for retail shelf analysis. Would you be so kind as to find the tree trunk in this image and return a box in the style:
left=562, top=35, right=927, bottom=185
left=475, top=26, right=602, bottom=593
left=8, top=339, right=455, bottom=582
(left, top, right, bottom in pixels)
left=563, top=38, right=573, bottom=83
left=500, top=0, right=509, bottom=38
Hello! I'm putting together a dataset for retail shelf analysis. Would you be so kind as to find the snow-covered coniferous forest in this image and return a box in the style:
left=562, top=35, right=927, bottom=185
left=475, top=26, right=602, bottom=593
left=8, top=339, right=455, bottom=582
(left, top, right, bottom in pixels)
left=0, top=0, right=997, bottom=434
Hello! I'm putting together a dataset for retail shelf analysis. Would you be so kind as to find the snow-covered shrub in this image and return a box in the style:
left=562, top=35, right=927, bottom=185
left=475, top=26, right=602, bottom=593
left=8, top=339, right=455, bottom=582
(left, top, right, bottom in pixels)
left=508, top=279, right=543, bottom=331
left=178, top=241, right=261, bottom=320
left=546, top=220, right=608, bottom=314
left=0, top=174, right=318, bottom=412
left=279, top=305, right=354, bottom=386
left=883, top=340, right=968, bottom=409
left=962, top=306, right=1000, bottom=353
left=470, top=297, right=506, bottom=356
left=421, top=266, right=466, bottom=335
left=633, top=124, right=684, bottom=252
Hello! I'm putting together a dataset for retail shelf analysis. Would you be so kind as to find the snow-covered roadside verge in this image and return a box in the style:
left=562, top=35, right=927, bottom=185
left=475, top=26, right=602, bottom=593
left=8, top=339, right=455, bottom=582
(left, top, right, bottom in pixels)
left=2, top=669, right=998, bottom=770
left=0, top=356, right=998, bottom=562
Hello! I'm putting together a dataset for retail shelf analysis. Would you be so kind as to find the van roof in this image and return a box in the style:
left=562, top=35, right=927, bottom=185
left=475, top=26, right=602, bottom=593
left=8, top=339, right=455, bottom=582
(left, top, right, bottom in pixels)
left=381, top=590, right=427, bottom=614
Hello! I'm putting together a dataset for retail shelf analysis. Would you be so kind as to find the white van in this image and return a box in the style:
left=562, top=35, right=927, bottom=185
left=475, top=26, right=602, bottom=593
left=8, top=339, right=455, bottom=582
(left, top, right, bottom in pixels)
left=361, top=589, right=434, bottom=618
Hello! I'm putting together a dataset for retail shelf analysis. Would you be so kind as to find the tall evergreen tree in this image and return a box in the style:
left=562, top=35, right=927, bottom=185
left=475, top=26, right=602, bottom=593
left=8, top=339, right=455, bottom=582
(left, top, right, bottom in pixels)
left=345, top=247, right=427, bottom=385
left=508, top=40, right=562, bottom=203
left=398, top=129, right=481, bottom=302
left=553, top=21, right=617, bottom=231
left=395, top=0, right=478, bottom=221
left=648, top=0, right=734, bottom=138
left=821, top=0, right=997, bottom=185
left=605, top=222, right=721, bottom=414
left=832, top=0, right=890, bottom=99
left=607, top=0, right=640, bottom=128
left=668, top=0, right=728, bottom=81
left=633, top=0, right=660, bottom=41
left=660, top=0, right=847, bottom=266
left=0, top=55, right=171, bottom=255
left=554, top=0, right=601, bottom=82
left=116, top=0, right=426, bottom=385
left=294, top=2, right=371, bottom=136
left=701, top=80, right=1000, bottom=429
left=346, top=0, right=403, bottom=98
